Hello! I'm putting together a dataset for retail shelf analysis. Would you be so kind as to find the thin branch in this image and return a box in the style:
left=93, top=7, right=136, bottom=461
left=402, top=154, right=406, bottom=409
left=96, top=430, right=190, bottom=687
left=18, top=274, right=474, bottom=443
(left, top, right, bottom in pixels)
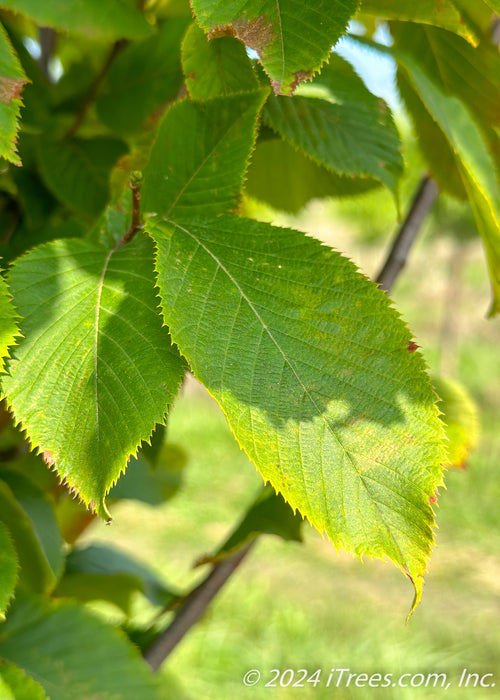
left=144, top=540, right=256, bottom=671
left=38, top=27, right=56, bottom=80
left=115, top=176, right=144, bottom=249
left=376, top=175, right=439, bottom=293
left=65, top=40, right=125, bottom=138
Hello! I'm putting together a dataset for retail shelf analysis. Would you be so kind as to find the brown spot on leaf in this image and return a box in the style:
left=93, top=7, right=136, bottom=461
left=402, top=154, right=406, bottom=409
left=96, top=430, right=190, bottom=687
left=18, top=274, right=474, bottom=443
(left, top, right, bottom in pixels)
left=0, top=77, right=26, bottom=104
left=208, top=14, right=274, bottom=59
left=429, top=491, right=438, bottom=505
left=43, top=450, right=57, bottom=467
left=407, top=340, right=419, bottom=353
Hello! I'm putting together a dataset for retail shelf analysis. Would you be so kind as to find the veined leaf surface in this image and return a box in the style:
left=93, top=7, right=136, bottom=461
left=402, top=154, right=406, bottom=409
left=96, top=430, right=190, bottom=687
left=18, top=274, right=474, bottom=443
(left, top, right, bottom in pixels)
left=0, top=268, right=19, bottom=373
left=263, top=54, right=403, bottom=197
left=0, top=24, right=28, bottom=165
left=141, top=90, right=268, bottom=218
left=182, top=23, right=259, bottom=99
left=190, top=0, right=358, bottom=94
left=0, top=597, right=162, bottom=700
left=150, top=215, right=445, bottom=609
left=2, top=235, right=185, bottom=516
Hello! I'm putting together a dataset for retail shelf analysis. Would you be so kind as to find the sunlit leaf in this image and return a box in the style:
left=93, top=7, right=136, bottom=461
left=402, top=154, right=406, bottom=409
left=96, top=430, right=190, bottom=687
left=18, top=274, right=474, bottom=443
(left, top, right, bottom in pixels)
left=0, top=268, right=19, bottom=374
left=2, top=235, right=186, bottom=517
left=263, top=54, right=403, bottom=197
left=0, top=661, right=48, bottom=700
left=150, top=215, right=445, bottom=611
left=191, top=0, right=358, bottom=94
left=0, top=24, right=28, bottom=165
left=141, top=89, right=268, bottom=218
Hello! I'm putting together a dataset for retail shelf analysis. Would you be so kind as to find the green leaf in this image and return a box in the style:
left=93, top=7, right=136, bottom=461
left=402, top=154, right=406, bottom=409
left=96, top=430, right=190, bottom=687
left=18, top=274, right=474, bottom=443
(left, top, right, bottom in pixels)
left=109, top=442, right=186, bottom=505
left=182, top=23, right=258, bottom=99
left=0, top=521, right=18, bottom=619
left=483, top=0, right=500, bottom=13
left=0, top=479, right=58, bottom=593
left=359, top=0, right=479, bottom=44
left=37, top=137, right=128, bottom=221
left=0, top=596, right=162, bottom=700
left=0, top=469, right=64, bottom=583
left=0, top=661, right=48, bottom=700
left=391, top=23, right=500, bottom=128
left=433, top=376, right=479, bottom=469
left=2, top=235, right=185, bottom=517
left=191, top=0, right=358, bottom=94
left=141, top=89, right=268, bottom=219
left=208, top=485, right=303, bottom=563
left=96, top=17, right=190, bottom=134
left=245, top=138, right=379, bottom=213
left=396, top=53, right=500, bottom=316
left=150, top=215, right=445, bottom=611
left=0, top=0, right=152, bottom=40
left=263, top=54, right=403, bottom=197
left=0, top=268, right=19, bottom=374
left=0, top=23, right=28, bottom=165
left=58, top=543, right=178, bottom=609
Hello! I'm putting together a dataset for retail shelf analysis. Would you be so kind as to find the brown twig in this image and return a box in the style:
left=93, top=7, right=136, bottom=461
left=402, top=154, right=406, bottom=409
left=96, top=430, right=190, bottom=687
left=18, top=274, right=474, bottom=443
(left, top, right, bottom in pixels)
left=38, top=27, right=56, bottom=80
left=376, top=175, right=439, bottom=293
left=65, top=40, right=125, bottom=138
left=115, top=177, right=144, bottom=249
left=144, top=540, right=256, bottom=671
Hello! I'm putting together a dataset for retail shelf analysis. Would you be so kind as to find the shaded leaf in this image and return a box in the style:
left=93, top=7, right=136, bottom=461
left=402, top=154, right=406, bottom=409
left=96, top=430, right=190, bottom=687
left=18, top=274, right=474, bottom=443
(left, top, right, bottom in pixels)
left=2, top=235, right=185, bottom=517
left=141, top=89, right=268, bottom=219
left=0, top=24, right=28, bottom=166
left=0, top=0, right=152, bottom=40
left=109, top=442, right=186, bottom=505
left=0, top=469, right=64, bottom=583
left=0, top=596, right=162, bottom=700
left=396, top=53, right=500, bottom=316
left=360, top=0, right=479, bottom=44
left=0, top=478, right=58, bottom=593
left=150, top=215, right=445, bottom=611
left=97, top=17, right=190, bottom=134
left=37, top=137, right=128, bottom=221
left=191, top=0, right=358, bottom=94
left=0, top=268, right=19, bottom=374
left=182, top=22, right=258, bottom=99
left=0, top=661, right=48, bottom=700
left=58, top=543, right=178, bottom=610
left=207, top=485, right=303, bottom=563
left=391, top=23, right=500, bottom=128
left=263, top=54, right=403, bottom=197
left=245, top=138, right=379, bottom=213
left=0, top=520, right=17, bottom=618
left=433, top=376, right=480, bottom=469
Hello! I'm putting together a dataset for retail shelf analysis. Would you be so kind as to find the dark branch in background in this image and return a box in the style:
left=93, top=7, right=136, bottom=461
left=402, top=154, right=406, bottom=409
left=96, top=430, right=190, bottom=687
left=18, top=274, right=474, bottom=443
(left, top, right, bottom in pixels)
left=38, top=27, right=56, bottom=80
left=144, top=540, right=256, bottom=670
left=65, top=40, right=126, bottom=138
left=376, top=175, right=439, bottom=293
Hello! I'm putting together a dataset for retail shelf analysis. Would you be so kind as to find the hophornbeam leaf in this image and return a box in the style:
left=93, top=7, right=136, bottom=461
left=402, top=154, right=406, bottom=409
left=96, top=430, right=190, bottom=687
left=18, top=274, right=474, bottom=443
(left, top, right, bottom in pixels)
left=2, top=234, right=185, bottom=517
left=150, top=214, right=445, bottom=613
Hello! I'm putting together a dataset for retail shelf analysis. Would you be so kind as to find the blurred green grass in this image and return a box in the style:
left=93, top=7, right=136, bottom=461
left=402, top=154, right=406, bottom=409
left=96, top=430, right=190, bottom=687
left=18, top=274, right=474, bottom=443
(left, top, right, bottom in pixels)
left=85, top=197, right=500, bottom=699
